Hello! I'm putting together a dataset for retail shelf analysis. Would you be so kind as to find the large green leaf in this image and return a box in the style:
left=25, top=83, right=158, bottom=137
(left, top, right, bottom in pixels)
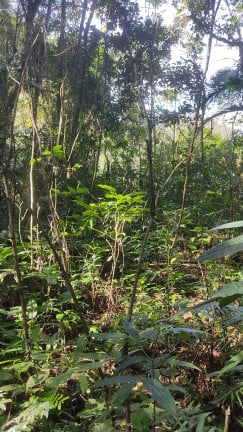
left=93, top=375, right=177, bottom=415
left=189, top=282, right=243, bottom=310
left=0, top=371, right=13, bottom=381
left=211, top=220, right=243, bottom=230
left=212, top=281, right=243, bottom=298
left=0, top=247, right=13, bottom=259
left=92, top=375, right=142, bottom=388
left=0, top=383, right=24, bottom=393
left=192, top=282, right=243, bottom=305
left=164, top=327, right=205, bottom=336
left=112, top=384, right=134, bottom=406
left=223, top=305, right=243, bottom=325
left=93, top=332, right=128, bottom=341
left=198, top=234, right=243, bottom=262
left=98, top=184, right=116, bottom=192
left=122, top=318, right=141, bottom=340
left=152, top=354, right=170, bottom=368
left=169, top=359, right=201, bottom=371
left=47, top=370, right=75, bottom=390
left=143, top=378, right=177, bottom=416
left=212, top=350, right=243, bottom=376
left=131, top=408, right=150, bottom=432
left=195, top=412, right=212, bottom=432
left=78, top=361, right=105, bottom=371
left=115, top=354, right=148, bottom=373
left=211, top=281, right=243, bottom=306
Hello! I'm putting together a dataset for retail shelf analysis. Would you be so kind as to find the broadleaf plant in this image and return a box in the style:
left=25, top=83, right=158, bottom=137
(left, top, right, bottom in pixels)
left=197, top=220, right=243, bottom=421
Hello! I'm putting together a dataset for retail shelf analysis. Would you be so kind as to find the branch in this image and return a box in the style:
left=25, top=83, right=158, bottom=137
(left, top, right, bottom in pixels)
left=213, top=33, right=242, bottom=48
left=204, top=105, right=243, bottom=124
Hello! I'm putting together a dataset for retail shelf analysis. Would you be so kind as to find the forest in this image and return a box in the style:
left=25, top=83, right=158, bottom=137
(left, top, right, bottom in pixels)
left=0, top=0, right=242, bottom=431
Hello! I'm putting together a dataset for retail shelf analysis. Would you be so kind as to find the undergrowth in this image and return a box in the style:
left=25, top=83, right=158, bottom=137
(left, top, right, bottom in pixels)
left=0, top=193, right=242, bottom=431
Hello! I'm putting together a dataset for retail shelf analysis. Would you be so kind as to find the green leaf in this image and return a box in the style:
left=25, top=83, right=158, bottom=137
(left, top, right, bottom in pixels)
left=202, top=281, right=243, bottom=306
left=0, top=383, right=24, bottom=394
left=131, top=408, right=150, bottom=432
left=26, top=370, right=49, bottom=391
left=72, top=163, right=81, bottom=171
left=223, top=305, right=243, bottom=325
left=122, top=318, right=141, bottom=340
left=165, top=327, right=205, bottom=336
left=92, top=420, right=113, bottom=432
left=167, top=383, right=188, bottom=395
left=153, top=354, right=171, bottom=368
left=3, top=399, right=53, bottom=431
left=112, top=384, right=134, bottom=406
left=141, top=329, right=159, bottom=340
left=213, top=350, right=243, bottom=376
left=92, top=375, right=178, bottom=416
left=0, top=247, right=13, bottom=259
left=53, top=145, right=64, bottom=159
left=78, top=361, right=104, bottom=371
left=0, top=370, right=14, bottom=381
left=30, top=324, right=41, bottom=344
left=92, top=375, right=142, bottom=388
left=50, top=393, right=69, bottom=410
left=115, top=354, right=148, bottom=373
left=143, top=378, right=177, bottom=416
left=189, top=281, right=243, bottom=310
left=0, top=396, right=12, bottom=413
left=98, top=184, right=116, bottom=192
left=93, top=332, right=128, bottom=341
left=78, top=374, right=88, bottom=393
left=48, top=370, right=75, bottom=390
left=198, top=235, right=243, bottom=262
left=169, top=359, right=201, bottom=371
left=211, top=281, right=243, bottom=300
left=11, top=361, right=34, bottom=376
left=30, top=158, right=40, bottom=164
left=50, top=187, right=61, bottom=195
left=219, top=296, right=240, bottom=307
left=76, top=187, right=89, bottom=194
left=74, top=197, right=89, bottom=208
left=195, top=412, right=212, bottom=432
left=41, top=267, right=61, bottom=284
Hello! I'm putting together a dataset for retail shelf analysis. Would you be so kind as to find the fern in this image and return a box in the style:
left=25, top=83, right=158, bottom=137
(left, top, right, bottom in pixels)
left=49, top=393, right=69, bottom=411
left=2, top=398, right=54, bottom=432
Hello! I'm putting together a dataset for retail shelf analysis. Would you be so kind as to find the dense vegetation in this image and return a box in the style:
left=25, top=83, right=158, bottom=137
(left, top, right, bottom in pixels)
left=0, top=0, right=242, bottom=431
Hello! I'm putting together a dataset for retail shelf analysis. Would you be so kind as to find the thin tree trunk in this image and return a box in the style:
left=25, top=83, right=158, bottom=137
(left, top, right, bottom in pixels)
left=1, top=172, right=30, bottom=359
left=173, top=0, right=222, bottom=243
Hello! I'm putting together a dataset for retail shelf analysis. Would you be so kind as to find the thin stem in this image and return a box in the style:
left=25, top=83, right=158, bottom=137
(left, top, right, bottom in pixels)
left=1, top=165, right=89, bottom=335
left=127, top=217, right=154, bottom=322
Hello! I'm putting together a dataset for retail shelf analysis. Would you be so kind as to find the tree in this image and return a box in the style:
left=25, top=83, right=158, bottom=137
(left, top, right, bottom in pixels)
left=201, top=0, right=243, bottom=124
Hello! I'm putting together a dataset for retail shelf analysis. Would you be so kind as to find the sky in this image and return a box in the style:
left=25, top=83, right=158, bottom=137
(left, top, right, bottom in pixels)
left=207, top=43, right=238, bottom=78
